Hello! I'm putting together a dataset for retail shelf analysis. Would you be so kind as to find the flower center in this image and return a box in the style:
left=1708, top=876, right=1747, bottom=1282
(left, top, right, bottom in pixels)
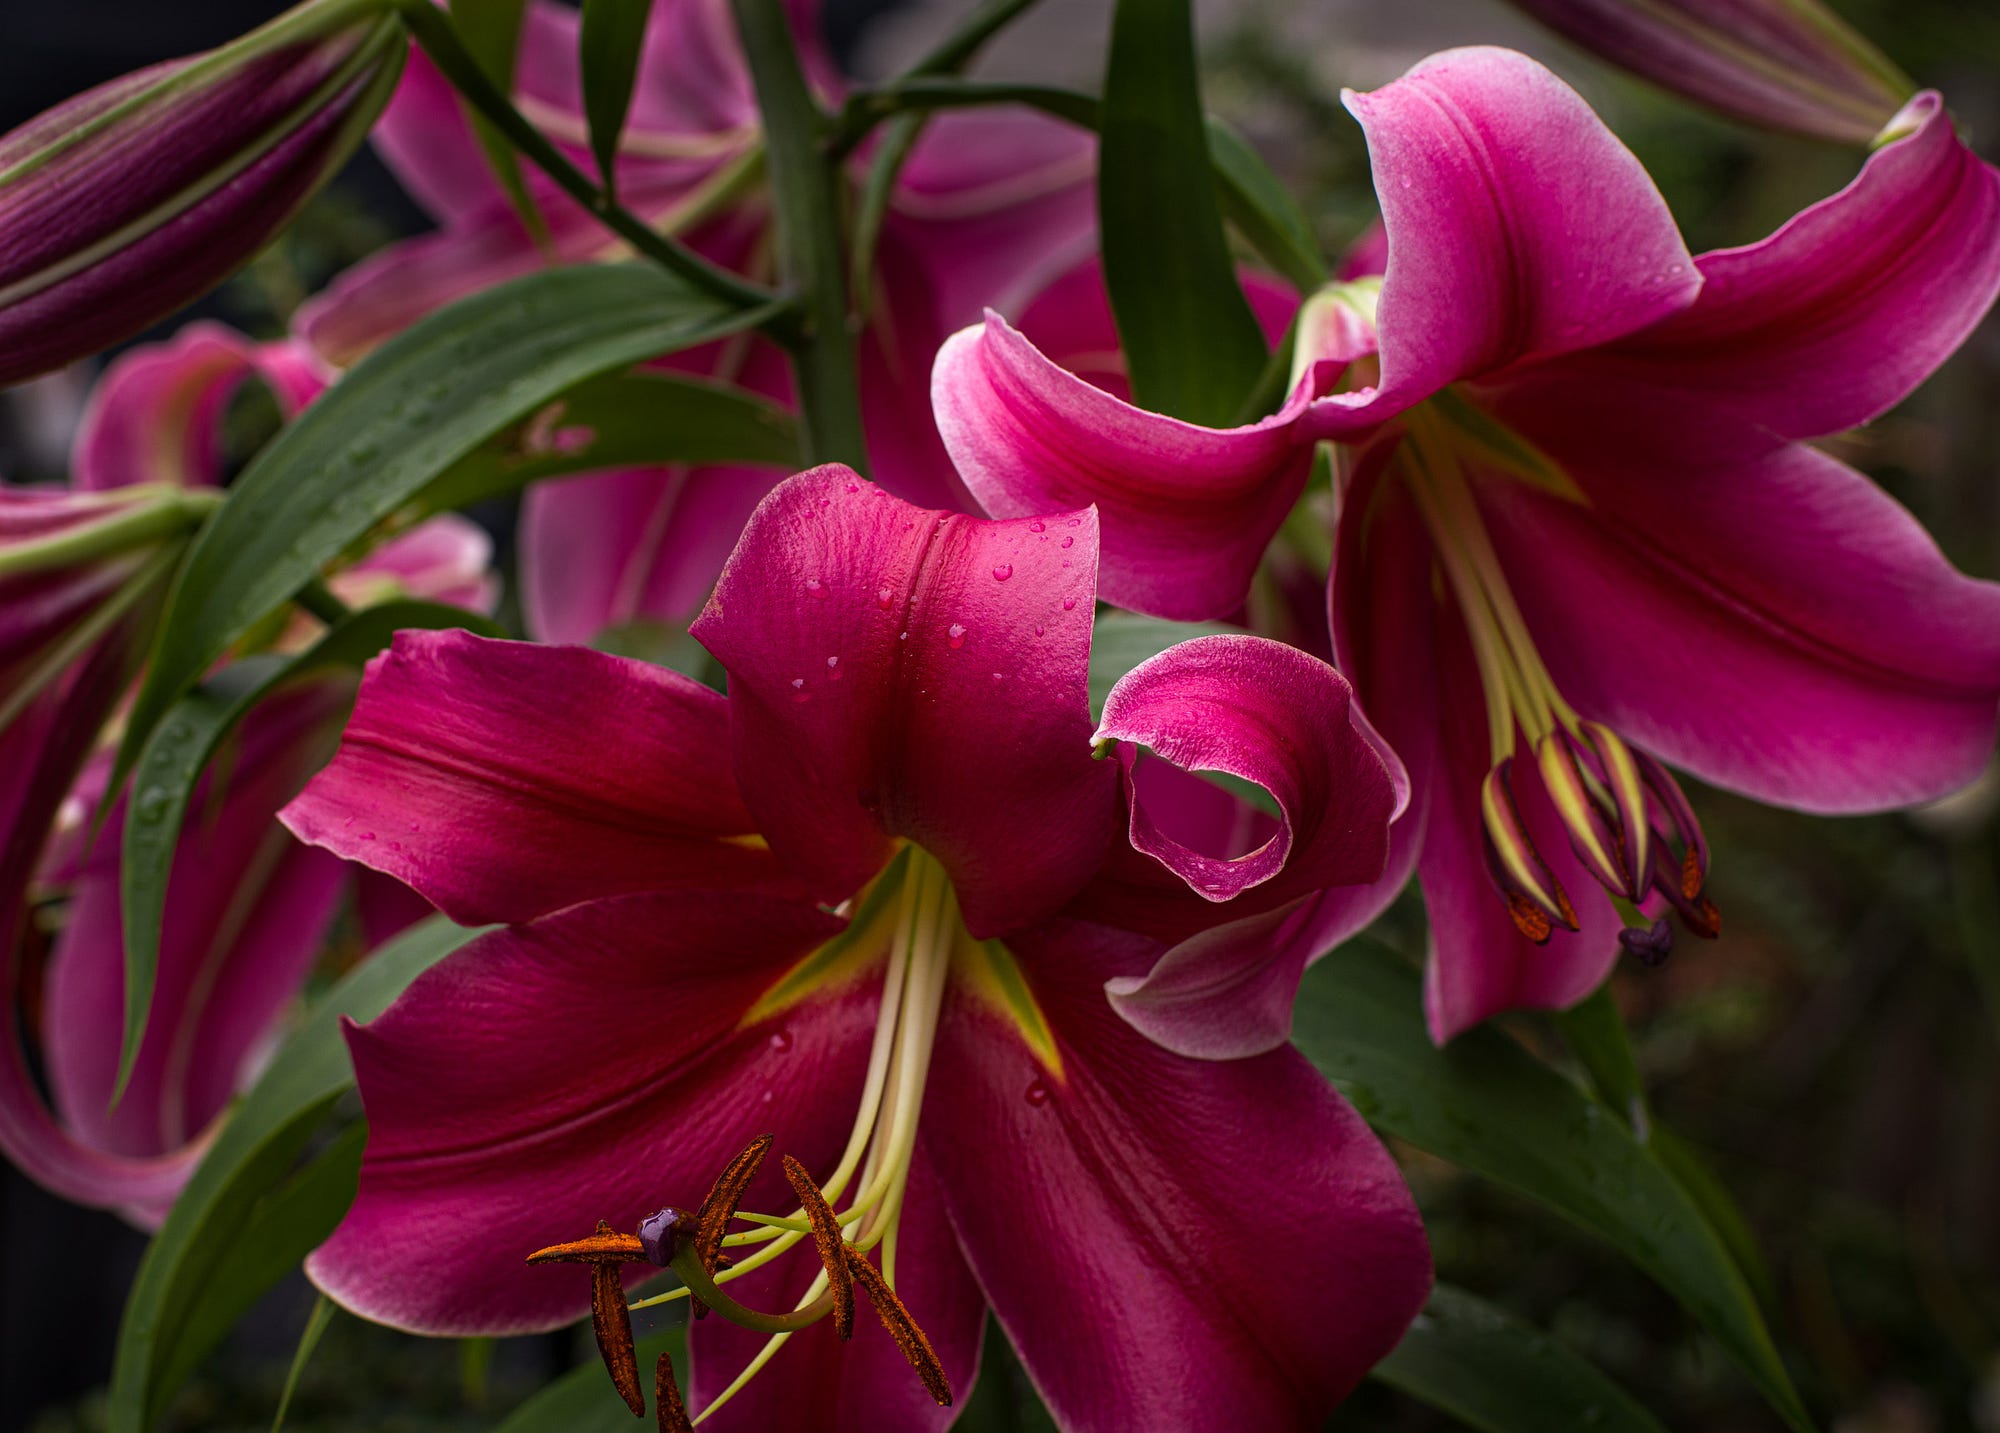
left=1391, top=397, right=1720, bottom=956
left=625, top=844, right=975, bottom=1420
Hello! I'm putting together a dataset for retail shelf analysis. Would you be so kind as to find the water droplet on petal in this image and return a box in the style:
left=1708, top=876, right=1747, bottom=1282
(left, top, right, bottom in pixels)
left=898, top=630, right=909, bottom=641
left=1029, top=520, right=1045, bottom=533
left=876, top=584, right=894, bottom=610
left=769, top=1029, right=794, bottom=1053
left=1024, top=1079, right=1050, bottom=1107
left=790, top=678, right=810, bottom=702
left=991, top=564, right=1013, bottom=582
left=826, top=656, right=842, bottom=680
left=805, top=578, right=828, bottom=600
left=846, top=482, right=860, bottom=494
left=948, top=623, right=968, bottom=649
left=1066, top=518, right=1080, bottom=528
left=1034, top=624, right=1045, bottom=637
left=1062, top=597, right=1077, bottom=611
left=991, top=671, right=1004, bottom=681
left=1060, top=536, right=1073, bottom=549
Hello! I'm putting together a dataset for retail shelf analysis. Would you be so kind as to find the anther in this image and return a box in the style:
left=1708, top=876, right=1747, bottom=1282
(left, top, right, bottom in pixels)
left=589, top=1221, right=645, bottom=1417
left=845, top=1246, right=953, bottom=1406
left=1480, top=760, right=1579, bottom=942
left=655, top=1352, right=691, bottom=1433
left=1535, top=732, right=1631, bottom=900
left=690, top=1134, right=774, bottom=1317
left=783, top=1154, right=854, bottom=1340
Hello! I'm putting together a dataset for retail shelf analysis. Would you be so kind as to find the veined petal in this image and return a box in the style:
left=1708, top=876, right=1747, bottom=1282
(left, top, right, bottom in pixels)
left=280, top=629, right=780, bottom=926
left=1588, top=92, right=2000, bottom=441
left=46, top=688, right=349, bottom=1163
left=308, top=891, right=865, bottom=1334
left=932, top=312, right=1320, bottom=622
left=1095, top=634, right=1397, bottom=903
left=1341, top=47, right=1699, bottom=415
left=72, top=323, right=324, bottom=493
left=925, top=920, right=1431, bottom=1430
left=687, top=1151, right=983, bottom=1432
left=1481, top=384, right=2000, bottom=812
left=691, top=468, right=1119, bottom=936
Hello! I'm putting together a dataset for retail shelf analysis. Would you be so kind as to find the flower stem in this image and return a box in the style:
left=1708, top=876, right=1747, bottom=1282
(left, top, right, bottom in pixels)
left=728, top=0, right=868, bottom=470
left=667, top=1247, right=835, bottom=1333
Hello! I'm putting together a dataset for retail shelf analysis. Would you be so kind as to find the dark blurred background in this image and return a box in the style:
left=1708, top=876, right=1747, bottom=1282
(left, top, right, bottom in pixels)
left=3, top=1, right=1998, bottom=1429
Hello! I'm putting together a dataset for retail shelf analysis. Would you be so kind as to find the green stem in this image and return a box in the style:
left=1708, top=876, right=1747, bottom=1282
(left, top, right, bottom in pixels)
left=390, top=0, right=777, bottom=313
left=729, top=0, right=867, bottom=469
left=0, top=487, right=217, bottom=579
left=293, top=577, right=353, bottom=625
left=669, top=1248, right=835, bottom=1333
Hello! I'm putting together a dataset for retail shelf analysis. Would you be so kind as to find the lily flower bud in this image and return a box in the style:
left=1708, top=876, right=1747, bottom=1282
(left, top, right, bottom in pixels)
left=0, top=0, right=407, bottom=388
left=1501, top=0, right=1914, bottom=145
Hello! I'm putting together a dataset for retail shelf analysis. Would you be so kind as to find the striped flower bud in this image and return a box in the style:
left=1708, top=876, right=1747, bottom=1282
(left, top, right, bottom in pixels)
left=0, top=0, right=406, bottom=388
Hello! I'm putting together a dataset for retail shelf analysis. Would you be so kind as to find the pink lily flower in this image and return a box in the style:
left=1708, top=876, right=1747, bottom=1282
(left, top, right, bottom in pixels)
left=933, top=47, right=2000, bottom=1044
left=278, top=467, right=1429, bottom=1429
left=0, top=324, right=494, bottom=1224
left=296, top=0, right=1096, bottom=644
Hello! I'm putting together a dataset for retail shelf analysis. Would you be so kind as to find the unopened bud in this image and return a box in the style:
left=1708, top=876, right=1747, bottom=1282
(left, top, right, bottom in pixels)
left=1502, top=0, right=1913, bottom=145
left=0, top=0, right=406, bottom=388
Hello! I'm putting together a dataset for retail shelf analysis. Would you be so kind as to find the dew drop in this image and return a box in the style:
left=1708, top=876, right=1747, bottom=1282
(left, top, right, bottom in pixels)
left=769, top=1028, right=794, bottom=1053
left=991, top=671, right=1005, bottom=681
left=846, top=482, right=860, bottom=494
left=875, top=584, right=894, bottom=610
left=1029, top=520, right=1045, bottom=533
left=805, top=578, right=828, bottom=600
left=947, top=623, right=968, bottom=649
left=826, top=656, right=842, bottom=680
left=1060, top=536, right=1074, bottom=549
left=1062, top=597, right=1078, bottom=611
left=991, top=563, right=1013, bottom=582
left=1034, top=624, right=1045, bottom=637
left=1066, top=518, right=1081, bottom=528
left=1024, top=1079, right=1050, bottom=1107
left=790, top=677, right=810, bottom=702
left=898, top=630, right=910, bottom=642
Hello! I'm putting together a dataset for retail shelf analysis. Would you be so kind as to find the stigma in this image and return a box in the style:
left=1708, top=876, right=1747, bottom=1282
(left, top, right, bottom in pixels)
left=1394, top=398, right=1721, bottom=956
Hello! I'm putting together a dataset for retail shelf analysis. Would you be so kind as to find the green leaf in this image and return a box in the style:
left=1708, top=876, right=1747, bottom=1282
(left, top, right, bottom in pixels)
left=118, top=263, right=772, bottom=794
left=1204, top=116, right=1327, bottom=295
left=111, top=916, right=487, bottom=1433
left=491, top=1325, right=687, bottom=1432
left=1087, top=611, right=1239, bottom=717
left=1293, top=943, right=1813, bottom=1432
left=1553, top=984, right=1650, bottom=1135
left=419, top=370, right=799, bottom=516
left=578, top=0, right=655, bottom=197
left=450, top=0, right=548, bottom=246
left=117, top=601, right=498, bottom=1106
left=270, top=1295, right=336, bottom=1433
left=1370, top=1284, right=1668, bottom=1433
left=1098, top=0, right=1270, bottom=424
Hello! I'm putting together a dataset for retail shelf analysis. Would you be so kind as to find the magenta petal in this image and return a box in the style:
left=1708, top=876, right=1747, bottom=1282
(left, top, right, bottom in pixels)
left=308, top=891, right=865, bottom=1334
left=1106, top=812, right=1425, bottom=1059
left=687, top=1150, right=983, bottom=1431
left=1344, top=47, right=1699, bottom=409
left=691, top=468, right=1118, bottom=935
left=933, top=312, right=1318, bottom=621
left=280, top=630, right=780, bottom=926
left=1480, top=392, right=2000, bottom=812
left=342, top=513, right=496, bottom=612
left=1095, top=634, right=1397, bottom=903
left=926, top=920, right=1431, bottom=1429
left=1594, top=92, right=2000, bottom=441
left=46, top=690, right=349, bottom=1160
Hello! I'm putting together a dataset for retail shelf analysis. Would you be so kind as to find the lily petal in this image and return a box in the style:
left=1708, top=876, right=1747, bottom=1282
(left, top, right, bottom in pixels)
left=691, top=467, right=1118, bottom=935
left=1589, top=91, right=2000, bottom=441
left=308, top=890, right=865, bottom=1334
left=1095, top=634, right=1397, bottom=903
left=1481, top=384, right=2000, bottom=812
left=925, top=919, right=1431, bottom=1430
left=932, top=311, right=1321, bottom=622
left=280, top=629, right=780, bottom=926
left=1342, top=47, right=1700, bottom=415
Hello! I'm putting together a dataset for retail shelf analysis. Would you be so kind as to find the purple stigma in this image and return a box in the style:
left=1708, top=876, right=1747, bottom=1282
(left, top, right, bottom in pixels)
left=1618, top=919, right=1674, bottom=968
left=638, top=1206, right=693, bottom=1266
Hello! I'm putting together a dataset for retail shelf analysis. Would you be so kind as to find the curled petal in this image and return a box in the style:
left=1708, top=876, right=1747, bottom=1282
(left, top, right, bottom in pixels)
left=691, top=467, right=1119, bottom=936
left=281, top=629, right=781, bottom=926
left=933, top=312, right=1321, bottom=622
left=1094, top=635, right=1397, bottom=904
left=1338, top=47, right=1700, bottom=417
left=1592, top=92, right=2000, bottom=442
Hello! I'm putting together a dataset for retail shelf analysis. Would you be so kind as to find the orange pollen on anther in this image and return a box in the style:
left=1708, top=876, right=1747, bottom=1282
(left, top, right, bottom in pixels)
left=689, top=1133, right=774, bottom=1317
left=784, top=1154, right=855, bottom=1340
left=847, top=1246, right=954, bottom=1406
left=655, top=1352, right=692, bottom=1433
left=589, top=1224, right=644, bottom=1417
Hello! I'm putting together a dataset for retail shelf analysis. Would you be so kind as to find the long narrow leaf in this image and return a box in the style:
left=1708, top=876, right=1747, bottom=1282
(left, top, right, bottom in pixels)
left=1372, top=1284, right=1668, bottom=1433
left=579, top=0, right=655, bottom=195
left=110, top=916, right=487, bottom=1433
left=118, top=264, right=772, bottom=795
left=1098, top=0, right=1269, bottom=423
left=1294, top=943, right=1813, bottom=1431
left=116, top=602, right=498, bottom=1105
left=451, top=0, right=548, bottom=244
